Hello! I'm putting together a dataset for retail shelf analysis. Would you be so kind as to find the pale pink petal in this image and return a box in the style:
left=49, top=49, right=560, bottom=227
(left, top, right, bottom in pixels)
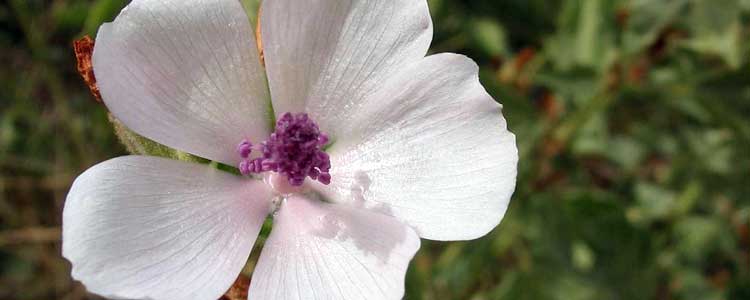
left=248, top=196, right=420, bottom=300
left=63, top=156, right=271, bottom=300
left=260, top=0, right=433, bottom=138
left=318, top=54, right=518, bottom=241
left=93, top=0, right=271, bottom=165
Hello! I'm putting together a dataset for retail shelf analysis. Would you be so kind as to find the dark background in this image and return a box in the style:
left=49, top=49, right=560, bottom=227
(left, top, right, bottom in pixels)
left=1, top=0, right=749, bottom=299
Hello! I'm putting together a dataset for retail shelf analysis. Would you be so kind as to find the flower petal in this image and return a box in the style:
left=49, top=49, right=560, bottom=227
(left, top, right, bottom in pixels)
left=320, top=54, right=518, bottom=241
left=63, top=156, right=271, bottom=300
left=260, top=0, right=433, bottom=138
left=93, top=0, right=271, bottom=165
left=248, top=196, right=420, bottom=300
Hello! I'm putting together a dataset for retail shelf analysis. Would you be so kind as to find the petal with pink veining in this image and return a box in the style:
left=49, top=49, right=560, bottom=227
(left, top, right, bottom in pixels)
left=319, top=54, right=518, bottom=241
left=260, top=0, right=433, bottom=139
left=93, top=0, right=271, bottom=165
left=63, top=156, right=271, bottom=300
left=248, top=195, right=420, bottom=300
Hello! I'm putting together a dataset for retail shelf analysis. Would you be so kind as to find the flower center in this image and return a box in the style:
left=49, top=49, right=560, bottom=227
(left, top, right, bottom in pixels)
left=237, top=112, right=331, bottom=187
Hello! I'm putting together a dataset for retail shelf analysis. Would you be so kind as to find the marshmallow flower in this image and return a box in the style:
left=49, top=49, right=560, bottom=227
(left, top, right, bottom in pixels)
left=62, top=0, right=518, bottom=299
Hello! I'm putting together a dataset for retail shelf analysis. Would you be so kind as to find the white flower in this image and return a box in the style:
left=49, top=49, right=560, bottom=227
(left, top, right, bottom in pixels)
left=62, top=0, right=518, bottom=299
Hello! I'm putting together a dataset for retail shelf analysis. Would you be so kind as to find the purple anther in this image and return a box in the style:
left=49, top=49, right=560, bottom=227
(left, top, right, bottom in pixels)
left=237, top=140, right=253, bottom=158
left=252, top=158, right=263, bottom=173
left=318, top=173, right=331, bottom=185
left=318, top=133, right=329, bottom=146
left=236, top=112, right=332, bottom=186
left=239, top=160, right=251, bottom=176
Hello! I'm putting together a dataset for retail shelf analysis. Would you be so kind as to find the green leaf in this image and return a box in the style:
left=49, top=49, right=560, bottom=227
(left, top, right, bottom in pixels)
left=81, top=0, right=127, bottom=36
left=682, top=0, right=745, bottom=69
left=622, top=0, right=688, bottom=55
left=470, top=18, right=509, bottom=57
left=674, top=217, right=733, bottom=263
left=546, top=0, right=621, bottom=72
left=631, top=183, right=677, bottom=223
left=571, top=240, right=595, bottom=271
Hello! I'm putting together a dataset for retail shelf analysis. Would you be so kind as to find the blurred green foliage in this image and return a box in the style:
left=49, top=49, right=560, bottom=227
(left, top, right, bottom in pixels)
left=1, top=0, right=749, bottom=299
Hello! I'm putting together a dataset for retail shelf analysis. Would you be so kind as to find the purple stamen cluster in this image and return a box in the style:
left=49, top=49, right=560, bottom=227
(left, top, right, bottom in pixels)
left=238, top=112, right=331, bottom=186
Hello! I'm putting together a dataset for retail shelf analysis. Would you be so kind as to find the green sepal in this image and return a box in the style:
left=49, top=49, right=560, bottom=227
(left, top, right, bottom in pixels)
left=109, top=113, right=209, bottom=165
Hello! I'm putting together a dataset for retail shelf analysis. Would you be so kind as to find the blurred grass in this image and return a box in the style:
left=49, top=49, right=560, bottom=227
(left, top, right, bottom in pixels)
left=1, top=0, right=749, bottom=299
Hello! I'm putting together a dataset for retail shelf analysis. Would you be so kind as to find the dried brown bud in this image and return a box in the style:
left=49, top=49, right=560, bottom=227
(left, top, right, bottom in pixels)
left=73, top=35, right=103, bottom=103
